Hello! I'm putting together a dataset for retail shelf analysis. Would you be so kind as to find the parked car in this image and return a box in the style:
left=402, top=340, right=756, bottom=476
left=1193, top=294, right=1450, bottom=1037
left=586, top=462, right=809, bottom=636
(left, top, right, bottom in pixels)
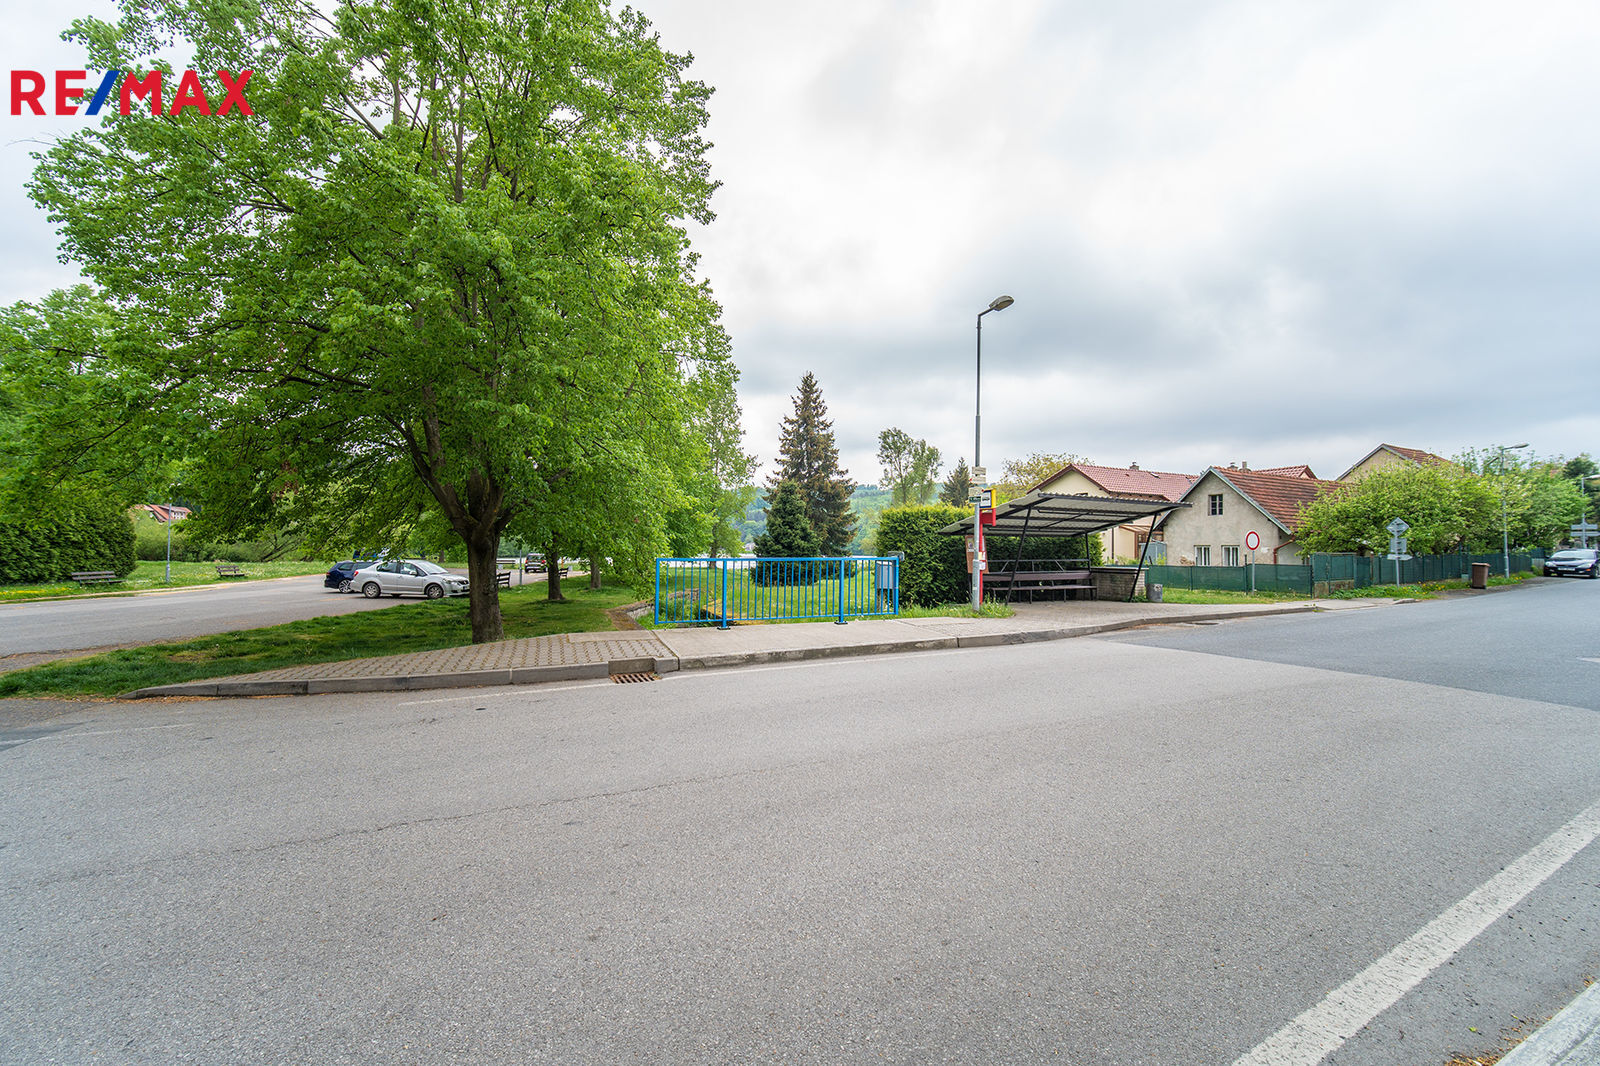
left=1543, top=548, right=1600, bottom=578
left=352, top=559, right=471, bottom=599
left=523, top=554, right=547, bottom=573
left=324, top=560, right=359, bottom=591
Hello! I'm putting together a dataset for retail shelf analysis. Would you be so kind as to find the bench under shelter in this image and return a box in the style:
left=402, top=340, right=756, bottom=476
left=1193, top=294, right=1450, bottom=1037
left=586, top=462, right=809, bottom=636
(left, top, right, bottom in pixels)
left=938, top=491, right=1189, bottom=604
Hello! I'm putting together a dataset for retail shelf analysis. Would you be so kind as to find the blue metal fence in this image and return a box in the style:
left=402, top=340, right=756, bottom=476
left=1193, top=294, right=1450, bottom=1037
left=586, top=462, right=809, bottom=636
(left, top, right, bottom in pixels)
left=654, top=556, right=900, bottom=627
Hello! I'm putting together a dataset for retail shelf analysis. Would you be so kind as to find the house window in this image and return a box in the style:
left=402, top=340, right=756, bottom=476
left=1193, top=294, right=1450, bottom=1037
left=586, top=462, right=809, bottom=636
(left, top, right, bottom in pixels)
left=1194, top=545, right=1212, bottom=566
left=1222, top=545, right=1240, bottom=567
left=1208, top=494, right=1224, bottom=516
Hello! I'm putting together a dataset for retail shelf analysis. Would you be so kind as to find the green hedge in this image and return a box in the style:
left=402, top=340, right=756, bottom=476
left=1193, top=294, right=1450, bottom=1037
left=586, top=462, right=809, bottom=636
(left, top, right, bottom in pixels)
left=0, top=495, right=136, bottom=583
left=876, top=505, right=968, bottom=607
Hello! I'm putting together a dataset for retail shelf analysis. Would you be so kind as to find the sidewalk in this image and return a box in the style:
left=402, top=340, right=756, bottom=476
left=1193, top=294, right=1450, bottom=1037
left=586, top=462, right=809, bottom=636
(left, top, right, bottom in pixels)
left=122, top=597, right=1389, bottom=698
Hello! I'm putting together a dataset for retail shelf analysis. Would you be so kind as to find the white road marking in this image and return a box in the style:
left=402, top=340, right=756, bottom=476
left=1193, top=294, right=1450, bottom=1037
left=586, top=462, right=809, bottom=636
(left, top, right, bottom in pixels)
left=1233, top=798, right=1600, bottom=1066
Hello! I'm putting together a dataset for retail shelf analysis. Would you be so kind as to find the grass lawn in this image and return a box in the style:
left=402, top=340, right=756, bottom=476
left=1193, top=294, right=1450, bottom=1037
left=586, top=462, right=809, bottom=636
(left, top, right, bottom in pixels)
left=0, top=581, right=640, bottom=699
left=0, top=559, right=336, bottom=603
left=1154, top=588, right=1312, bottom=605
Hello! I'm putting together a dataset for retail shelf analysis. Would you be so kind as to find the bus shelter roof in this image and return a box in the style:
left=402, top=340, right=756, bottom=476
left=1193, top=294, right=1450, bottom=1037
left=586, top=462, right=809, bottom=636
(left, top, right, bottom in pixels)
left=937, top=491, right=1188, bottom=538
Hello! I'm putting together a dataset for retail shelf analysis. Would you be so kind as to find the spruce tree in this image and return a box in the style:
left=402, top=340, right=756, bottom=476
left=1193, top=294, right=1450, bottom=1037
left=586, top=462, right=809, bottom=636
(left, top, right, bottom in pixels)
left=752, top=480, right=818, bottom=584
left=768, top=372, right=856, bottom=554
left=941, top=457, right=973, bottom=507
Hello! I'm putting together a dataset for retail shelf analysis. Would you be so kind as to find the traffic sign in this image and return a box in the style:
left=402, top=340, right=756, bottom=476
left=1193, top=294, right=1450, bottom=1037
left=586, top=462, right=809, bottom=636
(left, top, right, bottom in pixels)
left=1386, top=517, right=1410, bottom=535
left=1244, top=530, right=1260, bottom=552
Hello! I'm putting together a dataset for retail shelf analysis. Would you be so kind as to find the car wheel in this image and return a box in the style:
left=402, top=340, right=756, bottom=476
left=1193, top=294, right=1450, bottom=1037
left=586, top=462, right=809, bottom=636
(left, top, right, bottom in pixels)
left=340, top=579, right=353, bottom=593
left=362, top=582, right=381, bottom=598
left=424, top=583, right=444, bottom=599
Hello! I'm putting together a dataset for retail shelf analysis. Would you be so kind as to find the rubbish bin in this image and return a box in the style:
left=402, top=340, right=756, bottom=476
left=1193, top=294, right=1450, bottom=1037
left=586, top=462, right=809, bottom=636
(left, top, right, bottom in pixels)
left=1147, top=583, right=1163, bottom=603
left=1469, top=562, right=1489, bottom=590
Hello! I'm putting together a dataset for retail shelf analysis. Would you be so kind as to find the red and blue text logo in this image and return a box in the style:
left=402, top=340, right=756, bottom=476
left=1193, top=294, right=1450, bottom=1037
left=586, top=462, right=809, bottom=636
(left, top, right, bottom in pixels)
left=9, top=70, right=254, bottom=116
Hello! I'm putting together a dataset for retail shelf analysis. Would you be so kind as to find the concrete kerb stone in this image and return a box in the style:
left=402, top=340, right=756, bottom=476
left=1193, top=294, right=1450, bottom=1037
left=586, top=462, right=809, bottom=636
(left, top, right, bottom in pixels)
left=509, top=663, right=611, bottom=685
left=400, top=669, right=514, bottom=691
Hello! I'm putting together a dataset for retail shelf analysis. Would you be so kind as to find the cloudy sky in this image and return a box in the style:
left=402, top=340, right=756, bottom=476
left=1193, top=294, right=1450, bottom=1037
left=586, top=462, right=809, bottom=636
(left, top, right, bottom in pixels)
left=5, top=1, right=1599, bottom=487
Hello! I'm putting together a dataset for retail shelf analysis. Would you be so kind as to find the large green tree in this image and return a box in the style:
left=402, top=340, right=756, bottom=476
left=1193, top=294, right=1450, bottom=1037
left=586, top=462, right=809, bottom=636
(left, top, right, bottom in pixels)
left=31, top=0, right=736, bottom=641
left=767, top=372, right=855, bottom=554
left=1296, top=464, right=1500, bottom=555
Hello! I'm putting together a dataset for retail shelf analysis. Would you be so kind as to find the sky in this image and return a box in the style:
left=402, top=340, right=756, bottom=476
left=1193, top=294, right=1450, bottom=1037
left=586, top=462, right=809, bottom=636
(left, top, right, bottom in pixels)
left=5, top=0, right=1599, bottom=489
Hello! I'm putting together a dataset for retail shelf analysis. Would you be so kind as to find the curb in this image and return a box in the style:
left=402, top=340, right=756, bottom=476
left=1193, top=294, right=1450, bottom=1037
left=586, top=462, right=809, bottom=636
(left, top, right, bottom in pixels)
left=1499, top=981, right=1600, bottom=1065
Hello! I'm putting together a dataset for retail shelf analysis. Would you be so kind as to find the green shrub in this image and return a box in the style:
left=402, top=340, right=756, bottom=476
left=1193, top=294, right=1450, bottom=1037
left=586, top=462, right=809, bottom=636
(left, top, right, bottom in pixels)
left=0, top=492, right=135, bottom=582
left=876, top=504, right=968, bottom=607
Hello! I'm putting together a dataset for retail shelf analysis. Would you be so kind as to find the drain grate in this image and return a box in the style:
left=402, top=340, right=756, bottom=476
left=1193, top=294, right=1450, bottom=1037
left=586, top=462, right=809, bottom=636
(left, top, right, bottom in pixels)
left=611, top=672, right=659, bottom=684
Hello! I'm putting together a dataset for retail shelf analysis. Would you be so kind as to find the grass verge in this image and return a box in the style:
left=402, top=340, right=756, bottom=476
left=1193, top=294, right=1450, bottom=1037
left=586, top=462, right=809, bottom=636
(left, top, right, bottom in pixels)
left=1323, top=571, right=1534, bottom=600
left=1153, top=588, right=1311, bottom=605
left=0, top=582, right=638, bottom=698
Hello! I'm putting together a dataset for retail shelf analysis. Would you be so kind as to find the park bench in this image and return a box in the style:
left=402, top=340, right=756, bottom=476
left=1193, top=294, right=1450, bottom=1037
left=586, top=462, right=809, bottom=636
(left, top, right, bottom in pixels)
left=214, top=563, right=246, bottom=578
left=496, top=571, right=511, bottom=589
left=985, top=569, right=1097, bottom=602
left=69, top=570, right=122, bottom=586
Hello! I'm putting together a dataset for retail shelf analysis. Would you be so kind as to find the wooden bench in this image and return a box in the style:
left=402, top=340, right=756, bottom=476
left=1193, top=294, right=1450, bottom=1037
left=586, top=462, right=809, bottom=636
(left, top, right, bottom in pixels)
left=69, top=570, right=123, bottom=586
left=496, top=571, right=512, bottom=589
left=987, top=569, right=1097, bottom=601
left=214, top=563, right=246, bottom=578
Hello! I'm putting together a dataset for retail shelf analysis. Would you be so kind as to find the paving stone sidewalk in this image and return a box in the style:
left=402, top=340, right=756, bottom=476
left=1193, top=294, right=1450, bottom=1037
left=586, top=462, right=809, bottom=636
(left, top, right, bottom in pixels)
left=119, top=598, right=1390, bottom=698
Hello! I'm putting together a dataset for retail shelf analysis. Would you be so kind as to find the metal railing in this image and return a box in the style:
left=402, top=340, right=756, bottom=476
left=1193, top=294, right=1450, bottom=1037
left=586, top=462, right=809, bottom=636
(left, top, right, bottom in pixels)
left=654, top=556, right=901, bottom=627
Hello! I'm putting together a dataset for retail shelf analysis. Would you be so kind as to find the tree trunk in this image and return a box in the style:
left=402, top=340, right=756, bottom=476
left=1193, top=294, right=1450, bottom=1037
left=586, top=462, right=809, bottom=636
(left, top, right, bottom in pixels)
left=545, top=540, right=565, bottom=601
left=589, top=555, right=601, bottom=590
left=464, top=532, right=504, bottom=643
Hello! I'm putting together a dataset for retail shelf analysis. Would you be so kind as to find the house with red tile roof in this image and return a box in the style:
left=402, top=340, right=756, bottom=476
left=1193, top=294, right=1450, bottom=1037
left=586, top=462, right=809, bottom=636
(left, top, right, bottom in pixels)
left=1155, top=465, right=1342, bottom=566
left=1338, top=444, right=1452, bottom=482
left=1031, top=462, right=1197, bottom=561
left=135, top=504, right=192, bottom=524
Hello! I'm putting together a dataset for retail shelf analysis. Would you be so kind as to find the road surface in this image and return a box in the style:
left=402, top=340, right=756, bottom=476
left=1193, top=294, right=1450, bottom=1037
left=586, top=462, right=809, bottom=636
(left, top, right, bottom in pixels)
left=1, top=579, right=1596, bottom=1064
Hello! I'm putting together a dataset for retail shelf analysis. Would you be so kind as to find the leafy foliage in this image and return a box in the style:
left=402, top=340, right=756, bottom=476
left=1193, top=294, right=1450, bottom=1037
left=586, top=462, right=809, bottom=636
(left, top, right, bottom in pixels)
left=0, top=488, right=135, bottom=582
left=767, top=373, right=855, bottom=554
left=875, top=504, right=968, bottom=607
left=877, top=427, right=941, bottom=506
left=30, top=0, right=735, bottom=640
left=991, top=452, right=1089, bottom=503
left=1296, top=464, right=1499, bottom=554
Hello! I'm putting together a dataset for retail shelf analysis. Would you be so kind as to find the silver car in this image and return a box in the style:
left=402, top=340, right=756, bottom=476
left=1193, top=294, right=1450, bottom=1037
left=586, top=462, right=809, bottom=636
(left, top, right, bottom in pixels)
left=352, top=559, right=470, bottom=599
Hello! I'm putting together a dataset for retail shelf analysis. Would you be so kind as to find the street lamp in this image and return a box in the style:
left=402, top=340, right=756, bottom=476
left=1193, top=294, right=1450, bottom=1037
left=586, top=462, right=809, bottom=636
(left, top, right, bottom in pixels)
left=972, top=294, right=1014, bottom=610
left=1493, top=443, right=1529, bottom=577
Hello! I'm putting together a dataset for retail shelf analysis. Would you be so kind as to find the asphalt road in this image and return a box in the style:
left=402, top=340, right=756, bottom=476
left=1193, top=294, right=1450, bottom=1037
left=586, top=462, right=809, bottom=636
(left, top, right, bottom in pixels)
left=0, top=574, right=466, bottom=657
left=2, top=580, right=1597, bottom=1065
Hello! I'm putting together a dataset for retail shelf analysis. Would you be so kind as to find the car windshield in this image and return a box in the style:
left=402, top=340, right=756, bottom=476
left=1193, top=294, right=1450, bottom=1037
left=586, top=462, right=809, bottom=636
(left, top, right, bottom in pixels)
left=1551, top=550, right=1596, bottom=560
left=416, top=561, right=450, bottom=574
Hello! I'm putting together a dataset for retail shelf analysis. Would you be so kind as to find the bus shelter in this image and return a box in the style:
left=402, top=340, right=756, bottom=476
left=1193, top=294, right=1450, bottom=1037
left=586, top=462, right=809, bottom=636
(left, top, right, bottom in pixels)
left=938, top=491, right=1189, bottom=602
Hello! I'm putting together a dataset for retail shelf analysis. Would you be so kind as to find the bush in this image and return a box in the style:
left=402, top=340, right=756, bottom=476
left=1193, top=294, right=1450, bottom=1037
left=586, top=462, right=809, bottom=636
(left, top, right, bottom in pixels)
left=876, top=505, right=968, bottom=607
left=0, top=492, right=135, bottom=582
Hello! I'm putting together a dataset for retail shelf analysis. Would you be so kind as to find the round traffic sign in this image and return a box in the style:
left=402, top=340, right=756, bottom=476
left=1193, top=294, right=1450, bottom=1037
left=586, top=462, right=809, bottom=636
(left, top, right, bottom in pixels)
left=1245, top=530, right=1260, bottom=551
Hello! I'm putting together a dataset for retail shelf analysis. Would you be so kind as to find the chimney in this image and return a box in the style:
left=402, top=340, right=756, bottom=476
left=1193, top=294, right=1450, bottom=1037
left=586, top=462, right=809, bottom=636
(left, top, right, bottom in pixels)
left=1129, top=461, right=1140, bottom=470
left=1241, top=460, right=1250, bottom=471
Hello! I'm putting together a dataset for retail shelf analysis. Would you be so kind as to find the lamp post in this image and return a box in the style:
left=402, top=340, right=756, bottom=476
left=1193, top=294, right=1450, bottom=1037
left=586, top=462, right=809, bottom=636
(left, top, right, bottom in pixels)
left=972, top=294, right=1014, bottom=610
left=1493, top=443, right=1529, bottom=577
